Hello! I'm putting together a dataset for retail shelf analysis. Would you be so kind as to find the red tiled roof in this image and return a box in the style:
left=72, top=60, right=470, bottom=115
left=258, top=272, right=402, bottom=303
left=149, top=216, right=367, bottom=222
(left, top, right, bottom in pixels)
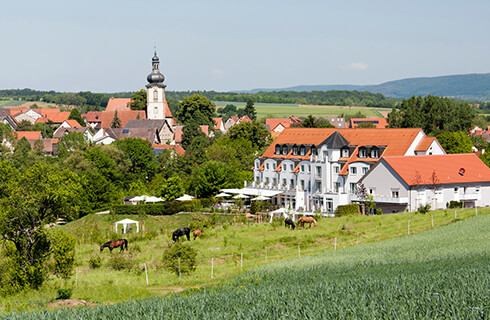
left=152, top=144, right=185, bottom=156
left=164, top=100, right=173, bottom=118
left=35, top=111, right=70, bottom=124
left=83, top=111, right=103, bottom=123
left=240, top=115, right=252, bottom=123
left=213, top=117, right=223, bottom=130
left=263, top=128, right=422, bottom=159
left=381, top=154, right=490, bottom=185
left=199, top=125, right=209, bottom=136
left=350, top=118, right=388, bottom=128
left=174, top=126, right=183, bottom=143
left=16, top=131, right=42, bottom=140
left=5, top=106, right=29, bottom=114
left=266, top=118, right=292, bottom=132
left=415, top=137, right=436, bottom=152
left=34, top=108, right=60, bottom=118
left=100, top=110, right=146, bottom=128
left=26, top=138, right=58, bottom=153
left=65, top=120, right=82, bottom=128
left=106, top=98, right=131, bottom=112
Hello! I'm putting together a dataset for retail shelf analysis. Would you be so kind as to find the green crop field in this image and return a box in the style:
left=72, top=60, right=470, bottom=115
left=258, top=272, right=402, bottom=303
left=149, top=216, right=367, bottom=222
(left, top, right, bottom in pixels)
left=0, top=207, right=487, bottom=317
left=4, top=212, right=488, bottom=319
left=214, top=101, right=386, bottom=119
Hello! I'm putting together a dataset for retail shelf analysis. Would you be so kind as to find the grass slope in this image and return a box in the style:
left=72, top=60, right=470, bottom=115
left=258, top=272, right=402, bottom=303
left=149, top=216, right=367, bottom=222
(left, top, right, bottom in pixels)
left=3, top=213, right=489, bottom=319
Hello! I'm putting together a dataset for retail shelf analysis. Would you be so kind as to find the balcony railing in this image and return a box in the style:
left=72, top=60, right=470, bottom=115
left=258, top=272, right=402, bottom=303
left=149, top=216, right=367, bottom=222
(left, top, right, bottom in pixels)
left=351, top=195, right=409, bottom=204
left=459, top=193, right=478, bottom=200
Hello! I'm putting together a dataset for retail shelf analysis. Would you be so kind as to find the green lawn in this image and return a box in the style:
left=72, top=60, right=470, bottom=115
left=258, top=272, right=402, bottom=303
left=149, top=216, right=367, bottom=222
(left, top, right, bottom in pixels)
left=0, top=207, right=486, bottom=314
left=4, top=211, right=488, bottom=319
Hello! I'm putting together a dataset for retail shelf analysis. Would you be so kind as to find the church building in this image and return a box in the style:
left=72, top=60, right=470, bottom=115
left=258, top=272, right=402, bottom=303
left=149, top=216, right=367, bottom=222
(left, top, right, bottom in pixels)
left=146, top=50, right=173, bottom=123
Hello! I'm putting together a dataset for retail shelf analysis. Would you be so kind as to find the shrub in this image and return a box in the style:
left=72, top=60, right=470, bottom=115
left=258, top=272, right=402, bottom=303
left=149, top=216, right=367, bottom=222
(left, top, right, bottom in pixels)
left=88, top=255, right=102, bottom=269
left=162, top=242, right=198, bottom=276
left=108, top=253, right=135, bottom=271
left=335, top=204, right=359, bottom=217
left=56, top=288, right=73, bottom=300
left=418, top=204, right=431, bottom=214
left=375, top=209, right=383, bottom=215
left=447, top=201, right=463, bottom=209
left=50, top=231, right=76, bottom=279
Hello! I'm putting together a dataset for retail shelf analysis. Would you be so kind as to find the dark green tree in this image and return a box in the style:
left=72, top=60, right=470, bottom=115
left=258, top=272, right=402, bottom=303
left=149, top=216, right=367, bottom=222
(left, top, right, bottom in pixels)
left=436, top=131, right=473, bottom=154
left=0, top=162, right=81, bottom=289
left=244, top=99, right=256, bottom=121
left=176, top=94, right=216, bottom=126
left=16, top=120, right=33, bottom=131
left=57, top=132, right=89, bottom=159
left=181, top=122, right=206, bottom=151
left=157, top=176, right=184, bottom=201
left=68, top=108, right=86, bottom=127
left=128, top=89, right=147, bottom=111
left=111, top=111, right=122, bottom=128
left=227, top=121, right=271, bottom=149
left=190, top=161, right=239, bottom=198
left=116, top=138, right=157, bottom=180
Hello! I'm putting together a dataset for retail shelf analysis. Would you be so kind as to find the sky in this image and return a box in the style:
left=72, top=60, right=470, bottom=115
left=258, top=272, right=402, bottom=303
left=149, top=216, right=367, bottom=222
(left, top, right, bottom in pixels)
left=1, top=0, right=489, bottom=93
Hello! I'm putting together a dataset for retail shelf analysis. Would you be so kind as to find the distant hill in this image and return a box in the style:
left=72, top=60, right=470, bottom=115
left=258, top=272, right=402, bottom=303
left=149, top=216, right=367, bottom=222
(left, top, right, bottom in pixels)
left=247, top=73, right=490, bottom=101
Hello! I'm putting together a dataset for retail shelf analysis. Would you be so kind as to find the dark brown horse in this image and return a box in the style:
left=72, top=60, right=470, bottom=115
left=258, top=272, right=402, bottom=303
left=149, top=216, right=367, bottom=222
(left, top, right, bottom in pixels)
left=172, top=227, right=191, bottom=242
left=100, top=239, right=128, bottom=253
left=298, top=216, right=317, bottom=228
left=193, top=229, right=203, bottom=240
left=285, top=217, right=295, bottom=230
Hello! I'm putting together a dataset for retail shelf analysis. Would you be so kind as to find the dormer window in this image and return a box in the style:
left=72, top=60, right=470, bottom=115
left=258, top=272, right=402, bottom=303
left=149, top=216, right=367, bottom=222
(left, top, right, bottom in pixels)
left=293, top=145, right=298, bottom=155
left=359, top=147, right=367, bottom=158
left=341, top=148, right=349, bottom=158
left=300, top=145, right=306, bottom=156
left=282, top=145, right=288, bottom=155
left=370, top=147, right=379, bottom=158
left=275, top=145, right=281, bottom=155
left=311, top=146, right=317, bottom=156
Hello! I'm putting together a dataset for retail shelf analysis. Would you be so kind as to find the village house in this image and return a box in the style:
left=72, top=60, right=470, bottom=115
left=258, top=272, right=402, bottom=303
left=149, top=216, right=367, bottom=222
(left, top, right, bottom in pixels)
left=358, top=154, right=490, bottom=212
left=248, top=127, right=445, bottom=213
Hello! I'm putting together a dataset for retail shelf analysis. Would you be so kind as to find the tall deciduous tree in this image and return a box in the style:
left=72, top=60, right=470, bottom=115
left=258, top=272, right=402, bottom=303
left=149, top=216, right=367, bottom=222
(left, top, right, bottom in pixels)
left=0, top=162, right=81, bottom=289
left=227, top=121, right=271, bottom=149
left=128, top=89, right=147, bottom=111
left=116, top=138, right=157, bottom=180
left=176, top=94, right=216, bottom=126
left=436, top=131, right=473, bottom=154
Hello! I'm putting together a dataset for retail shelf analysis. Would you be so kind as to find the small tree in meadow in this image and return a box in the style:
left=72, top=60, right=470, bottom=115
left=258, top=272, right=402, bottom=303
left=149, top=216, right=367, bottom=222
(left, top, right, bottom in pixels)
left=50, top=231, right=76, bottom=279
left=162, top=242, right=197, bottom=276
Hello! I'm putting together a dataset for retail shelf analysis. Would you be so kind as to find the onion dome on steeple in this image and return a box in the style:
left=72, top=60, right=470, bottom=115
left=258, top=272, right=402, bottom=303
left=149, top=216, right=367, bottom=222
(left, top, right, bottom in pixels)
left=147, top=50, right=165, bottom=84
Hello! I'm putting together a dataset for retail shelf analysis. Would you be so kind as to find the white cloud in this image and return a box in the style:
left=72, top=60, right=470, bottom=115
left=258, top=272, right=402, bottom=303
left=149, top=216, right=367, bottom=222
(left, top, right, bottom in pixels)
left=342, top=62, right=368, bottom=71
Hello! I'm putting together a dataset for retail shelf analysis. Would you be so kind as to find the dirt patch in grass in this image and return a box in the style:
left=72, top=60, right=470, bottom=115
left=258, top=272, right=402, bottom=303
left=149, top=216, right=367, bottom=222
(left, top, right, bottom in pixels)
left=47, top=299, right=97, bottom=309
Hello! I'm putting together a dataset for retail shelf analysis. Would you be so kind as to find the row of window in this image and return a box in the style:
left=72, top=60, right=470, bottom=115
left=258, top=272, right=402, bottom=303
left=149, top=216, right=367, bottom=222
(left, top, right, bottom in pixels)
left=274, top=144, right=318, bottom=156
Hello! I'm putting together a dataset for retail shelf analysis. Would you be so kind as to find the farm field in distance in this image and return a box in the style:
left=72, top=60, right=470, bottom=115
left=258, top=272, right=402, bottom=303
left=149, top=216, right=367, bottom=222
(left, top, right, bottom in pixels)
left=4, top=212, right=488, bottom=319
left=0, top=207, right=487, bottom=315
left=213, top=101, right=387, bottom=118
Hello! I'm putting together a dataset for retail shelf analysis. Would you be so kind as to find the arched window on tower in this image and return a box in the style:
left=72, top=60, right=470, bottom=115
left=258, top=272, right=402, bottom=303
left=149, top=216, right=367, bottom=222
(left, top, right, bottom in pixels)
left=153, top=90, right=158, bottom=101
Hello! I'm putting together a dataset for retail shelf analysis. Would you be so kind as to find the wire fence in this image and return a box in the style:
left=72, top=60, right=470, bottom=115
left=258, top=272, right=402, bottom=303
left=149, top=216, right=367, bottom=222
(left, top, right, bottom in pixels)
left=75, top=206, right=485, bottom=288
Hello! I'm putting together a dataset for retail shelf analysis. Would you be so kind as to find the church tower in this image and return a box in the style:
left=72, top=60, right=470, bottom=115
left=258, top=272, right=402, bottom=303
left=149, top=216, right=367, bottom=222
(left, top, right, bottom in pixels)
left=146, top=49, right=168, bottom=120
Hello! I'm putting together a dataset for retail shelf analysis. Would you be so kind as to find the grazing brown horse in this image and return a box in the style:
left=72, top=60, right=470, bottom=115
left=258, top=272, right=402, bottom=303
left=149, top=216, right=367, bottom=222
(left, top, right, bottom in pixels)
left=193, top=229, right=203, bottom=240
left=298, top=216, right=317, bottom=228
left=100, top=239, right=128, bottom=253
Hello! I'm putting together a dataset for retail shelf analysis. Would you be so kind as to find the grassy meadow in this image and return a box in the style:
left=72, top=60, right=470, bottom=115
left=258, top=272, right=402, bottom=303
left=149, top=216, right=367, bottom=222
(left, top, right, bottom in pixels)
left=4, top=210, right=489, bottom=319
left=0, top=207, right=487, bottom=314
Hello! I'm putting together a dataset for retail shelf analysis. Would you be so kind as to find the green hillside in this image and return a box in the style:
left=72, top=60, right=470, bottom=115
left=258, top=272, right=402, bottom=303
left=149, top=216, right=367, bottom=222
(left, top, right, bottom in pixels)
left=3, top=210, right=488, bottom=319
left=251, top=73, right=490, bottom=101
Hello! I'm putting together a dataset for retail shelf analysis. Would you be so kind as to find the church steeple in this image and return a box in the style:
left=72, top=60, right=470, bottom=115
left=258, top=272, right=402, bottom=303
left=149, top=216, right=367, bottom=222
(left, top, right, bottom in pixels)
left=146, top=46, right=168, bottom=120
left=147, top=47, right=165, bottom=85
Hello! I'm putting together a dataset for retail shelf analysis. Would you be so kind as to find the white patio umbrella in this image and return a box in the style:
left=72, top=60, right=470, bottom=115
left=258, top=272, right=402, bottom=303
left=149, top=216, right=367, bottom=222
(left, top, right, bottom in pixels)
left=215, top=192, right=231, bottom=198
left=176, top=194, right=195, bottom=201
left=145, top=196, right=164, bottom=203
left=233, top=194, right=249, bottom=199
left=251, top=195, right=270, bottom=201
left=129, top=195, right=148, bottom=202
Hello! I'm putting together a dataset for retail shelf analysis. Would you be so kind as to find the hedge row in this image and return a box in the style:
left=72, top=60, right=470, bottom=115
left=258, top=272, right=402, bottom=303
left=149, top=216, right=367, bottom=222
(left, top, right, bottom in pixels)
left=111, top=199, right=211, bottom=216
left=334, top=204, right=360, bottom=217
